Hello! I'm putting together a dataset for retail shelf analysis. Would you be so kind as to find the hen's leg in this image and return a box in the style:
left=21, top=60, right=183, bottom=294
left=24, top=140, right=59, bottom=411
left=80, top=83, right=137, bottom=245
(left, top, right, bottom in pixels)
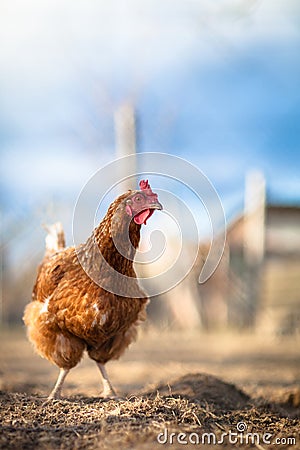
left=96, top=363, right=117, bottom=398
left=47, top=368, right=70, bottom=400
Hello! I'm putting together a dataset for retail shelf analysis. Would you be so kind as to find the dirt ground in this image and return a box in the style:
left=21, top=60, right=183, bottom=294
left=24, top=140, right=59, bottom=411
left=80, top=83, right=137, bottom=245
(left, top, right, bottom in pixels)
left=0, top=327, right=299, bottom=449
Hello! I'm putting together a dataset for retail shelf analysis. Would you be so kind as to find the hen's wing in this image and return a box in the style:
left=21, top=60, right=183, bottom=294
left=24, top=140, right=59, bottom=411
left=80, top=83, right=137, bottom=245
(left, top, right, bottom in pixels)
left=32, top=250, right=70, bottom=303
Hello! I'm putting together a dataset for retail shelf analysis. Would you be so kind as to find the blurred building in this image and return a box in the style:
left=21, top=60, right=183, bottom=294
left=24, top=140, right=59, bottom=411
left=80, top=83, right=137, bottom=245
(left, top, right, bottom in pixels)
left=148, top=171, right=300, bottom=335
left=196, top=173, right=300, bottom=335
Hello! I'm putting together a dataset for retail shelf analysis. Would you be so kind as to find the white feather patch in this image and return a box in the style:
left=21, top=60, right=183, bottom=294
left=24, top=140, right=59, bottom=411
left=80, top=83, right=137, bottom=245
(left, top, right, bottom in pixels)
left=93, top=303, right=100, bottom=313
left=40, top=296, right=50, bottom=314
left=99, top=312, right=108, bottom=326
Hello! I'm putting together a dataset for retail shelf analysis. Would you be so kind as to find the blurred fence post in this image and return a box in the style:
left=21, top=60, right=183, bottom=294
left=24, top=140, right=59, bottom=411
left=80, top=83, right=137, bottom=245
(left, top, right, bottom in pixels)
left=114, top=103, right=137, bottom=192
left=243, top=171, right=266, bottom=326
left=244, top=171, right=266, bottom=265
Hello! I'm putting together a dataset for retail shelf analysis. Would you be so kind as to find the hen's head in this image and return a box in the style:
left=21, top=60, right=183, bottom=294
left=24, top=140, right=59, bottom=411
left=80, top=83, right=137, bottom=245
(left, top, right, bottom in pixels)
left=125, top=180, right=162, bottom=225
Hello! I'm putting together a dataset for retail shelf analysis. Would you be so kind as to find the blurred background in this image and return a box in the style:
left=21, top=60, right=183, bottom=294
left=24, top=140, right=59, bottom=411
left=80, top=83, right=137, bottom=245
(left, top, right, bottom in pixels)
left=1, top=0, right=300, bottom=335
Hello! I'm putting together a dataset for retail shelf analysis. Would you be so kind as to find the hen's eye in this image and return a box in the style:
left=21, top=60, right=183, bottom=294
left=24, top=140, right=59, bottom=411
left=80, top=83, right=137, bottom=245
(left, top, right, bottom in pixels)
left=135, top=195, right=142, bottom=202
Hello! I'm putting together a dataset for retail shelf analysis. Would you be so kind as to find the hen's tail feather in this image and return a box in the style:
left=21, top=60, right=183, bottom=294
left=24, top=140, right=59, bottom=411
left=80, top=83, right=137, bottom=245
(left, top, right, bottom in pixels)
left=43, top=222, right=66, bottom=257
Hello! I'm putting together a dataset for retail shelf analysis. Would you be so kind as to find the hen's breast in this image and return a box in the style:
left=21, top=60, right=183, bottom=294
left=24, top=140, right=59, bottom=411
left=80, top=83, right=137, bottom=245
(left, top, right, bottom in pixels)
left=54, top=281, right=147, bottom=345
left=36, top=244, right=148, bottom=345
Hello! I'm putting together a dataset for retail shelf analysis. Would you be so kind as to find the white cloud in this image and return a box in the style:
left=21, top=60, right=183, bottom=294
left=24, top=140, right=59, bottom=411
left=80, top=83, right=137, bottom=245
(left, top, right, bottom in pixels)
left=1, top=143, right=111, bottom=199
left=0, top=0, right=299, bottom=88
left=0, top=0, right=299, bottom=133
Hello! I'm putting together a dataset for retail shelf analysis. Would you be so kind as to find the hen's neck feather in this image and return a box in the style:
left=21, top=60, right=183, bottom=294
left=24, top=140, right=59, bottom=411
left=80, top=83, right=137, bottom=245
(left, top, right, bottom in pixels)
left=85, top=192, right=141, bottom=276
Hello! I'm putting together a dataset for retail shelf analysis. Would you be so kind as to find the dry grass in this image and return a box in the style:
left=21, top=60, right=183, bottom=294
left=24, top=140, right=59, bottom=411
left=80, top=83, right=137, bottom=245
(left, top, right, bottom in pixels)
left=0, top=328, right=299, bottom=449
left=1, top=376, right=299, bottom=450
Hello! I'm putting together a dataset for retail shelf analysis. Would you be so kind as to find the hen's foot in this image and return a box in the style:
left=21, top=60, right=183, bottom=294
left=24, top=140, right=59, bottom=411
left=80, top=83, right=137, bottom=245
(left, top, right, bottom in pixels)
left=41, top=394, right=62, bottom=406
left=99, top=393, right=125, bottom=402
left=42, top=368, right=69, bottom=405
left=96, top=363, right=121, bottom=400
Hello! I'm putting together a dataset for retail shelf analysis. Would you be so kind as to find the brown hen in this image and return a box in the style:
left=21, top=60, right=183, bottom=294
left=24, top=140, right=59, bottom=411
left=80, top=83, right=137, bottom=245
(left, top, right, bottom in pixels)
left=23, top=180, right=162, bottom=400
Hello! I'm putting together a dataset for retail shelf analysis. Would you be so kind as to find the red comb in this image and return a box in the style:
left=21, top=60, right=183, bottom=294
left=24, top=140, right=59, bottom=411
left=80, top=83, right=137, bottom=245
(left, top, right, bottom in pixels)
left=139, top=179, right=151, bottom=191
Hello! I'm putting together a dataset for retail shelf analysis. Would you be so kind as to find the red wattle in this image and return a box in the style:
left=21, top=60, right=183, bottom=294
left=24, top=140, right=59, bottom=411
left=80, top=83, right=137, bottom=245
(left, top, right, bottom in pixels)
left=134, top=209, right=151, bottom=225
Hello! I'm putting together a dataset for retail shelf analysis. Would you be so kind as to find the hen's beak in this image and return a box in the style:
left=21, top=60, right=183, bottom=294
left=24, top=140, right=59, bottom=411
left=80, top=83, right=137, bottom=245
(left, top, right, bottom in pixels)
left=149, top=201, right=163, bottom=211
left=133, top=200, right=163, bottom=225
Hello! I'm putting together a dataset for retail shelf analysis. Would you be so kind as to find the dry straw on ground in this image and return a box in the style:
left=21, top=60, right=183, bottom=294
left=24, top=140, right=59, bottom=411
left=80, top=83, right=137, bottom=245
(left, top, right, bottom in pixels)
left=1, top=373, right=299, bottom=450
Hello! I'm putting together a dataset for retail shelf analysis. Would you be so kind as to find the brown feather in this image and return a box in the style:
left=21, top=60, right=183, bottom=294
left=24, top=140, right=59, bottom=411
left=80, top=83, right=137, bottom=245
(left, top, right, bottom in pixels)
left=23, top=191, right=149, bottom=370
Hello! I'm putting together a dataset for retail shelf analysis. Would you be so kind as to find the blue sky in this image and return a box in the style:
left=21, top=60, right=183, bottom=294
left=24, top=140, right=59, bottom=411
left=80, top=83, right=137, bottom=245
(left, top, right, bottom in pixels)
left=1, top=0, right=300, bottom=233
